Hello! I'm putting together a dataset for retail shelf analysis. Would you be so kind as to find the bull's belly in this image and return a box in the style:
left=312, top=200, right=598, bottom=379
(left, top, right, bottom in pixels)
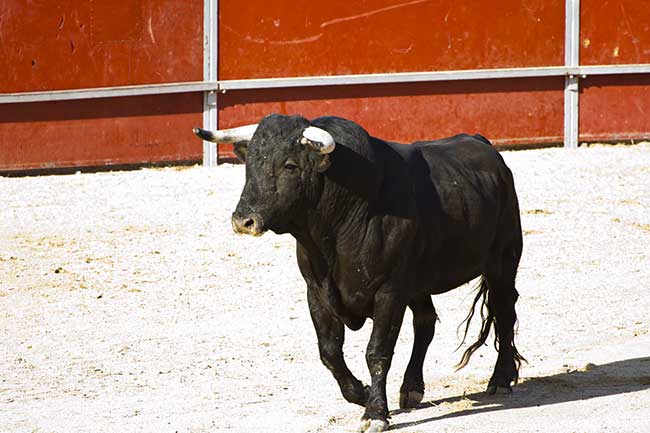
left=334, top=265, right=482, bottom=314
left=426, top=267, right=483, bottom=295
left=416, top=242, right=489, bottom=295
left=334, top=257, right=484, bottom=313
left=330, top=231, right=494, bottom=314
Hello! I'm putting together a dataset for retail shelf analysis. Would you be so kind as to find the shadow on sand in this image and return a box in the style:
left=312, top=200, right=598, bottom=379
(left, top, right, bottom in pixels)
left=389, top=357, right=650, bottom=430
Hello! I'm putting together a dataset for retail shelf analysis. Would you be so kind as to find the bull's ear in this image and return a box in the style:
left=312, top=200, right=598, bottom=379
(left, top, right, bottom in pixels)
left=316, top=154, right=331, bottom=172
left=233, top=141, right=249, bottom=162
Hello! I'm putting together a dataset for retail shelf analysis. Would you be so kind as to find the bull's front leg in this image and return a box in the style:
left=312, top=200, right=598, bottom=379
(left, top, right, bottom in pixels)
left=359, top=288, right=407, bottom=433
left=307, top=287, right=369, bottom=406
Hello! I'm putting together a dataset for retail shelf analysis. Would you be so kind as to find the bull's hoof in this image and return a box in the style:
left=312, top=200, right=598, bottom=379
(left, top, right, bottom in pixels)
left=486, top=384, right=512, bottom=395
left=343, top=383, right=370, bottom=407
left=357, top=419, right=389, bottom=433
left=399, top=390, right=424, bottom=409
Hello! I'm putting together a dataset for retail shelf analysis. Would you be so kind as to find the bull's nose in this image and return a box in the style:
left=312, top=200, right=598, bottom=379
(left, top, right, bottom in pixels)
left=231, top=214, right=263, bottom=236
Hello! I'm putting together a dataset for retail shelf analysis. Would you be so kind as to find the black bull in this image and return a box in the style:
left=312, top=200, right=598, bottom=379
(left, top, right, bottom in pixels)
left=195, top=114, right=524, bottom=432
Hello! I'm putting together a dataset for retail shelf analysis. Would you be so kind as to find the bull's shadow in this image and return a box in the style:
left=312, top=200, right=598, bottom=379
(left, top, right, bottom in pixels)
left=389, top=357, right=650, bottom=430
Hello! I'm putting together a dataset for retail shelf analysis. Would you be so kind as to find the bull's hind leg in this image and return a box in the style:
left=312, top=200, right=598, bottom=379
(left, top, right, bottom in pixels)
left=484, top=243, right=525, bottom=394
left=399, top=296, right=436, bottom=409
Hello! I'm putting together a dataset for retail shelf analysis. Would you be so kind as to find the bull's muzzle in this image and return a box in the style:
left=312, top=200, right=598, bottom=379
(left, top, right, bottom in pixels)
left=231, top=213, right=264, bottom=236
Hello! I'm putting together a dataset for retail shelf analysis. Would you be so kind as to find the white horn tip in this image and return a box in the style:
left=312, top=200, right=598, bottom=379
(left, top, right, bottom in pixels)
left=303, top=126, right=335, bottom=154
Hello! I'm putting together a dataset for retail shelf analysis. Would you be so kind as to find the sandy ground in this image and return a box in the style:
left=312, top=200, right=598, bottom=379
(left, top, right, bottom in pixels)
left=1, top=143, right=650, bottom=433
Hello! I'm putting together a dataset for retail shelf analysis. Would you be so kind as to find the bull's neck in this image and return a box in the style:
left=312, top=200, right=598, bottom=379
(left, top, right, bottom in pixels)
left=289, top=174, right=371, bottom=332
left=294, top=173, right=374, bottom=253
left=291, top=140, right=383, bottom=249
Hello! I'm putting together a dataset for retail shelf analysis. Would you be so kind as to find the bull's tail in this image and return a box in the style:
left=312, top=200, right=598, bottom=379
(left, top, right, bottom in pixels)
left=455, top=277, right=493, bottom=370
left=454, top=277, right=525, bottom=380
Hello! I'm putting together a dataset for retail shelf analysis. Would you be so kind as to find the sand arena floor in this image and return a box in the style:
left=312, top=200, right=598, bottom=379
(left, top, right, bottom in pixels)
left=1, top=143, right=649, bottom=432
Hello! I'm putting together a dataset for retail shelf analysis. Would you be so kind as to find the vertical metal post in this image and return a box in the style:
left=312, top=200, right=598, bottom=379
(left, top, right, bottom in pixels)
left=564, top=0, right=580, bottom=148
left=203, top=0, right=218, bottom=165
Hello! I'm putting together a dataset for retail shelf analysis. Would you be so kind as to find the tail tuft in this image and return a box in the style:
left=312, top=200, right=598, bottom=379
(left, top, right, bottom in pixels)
left=455, top=277, right=526, bottom=382
left=455, top=277, right=492, bottom=370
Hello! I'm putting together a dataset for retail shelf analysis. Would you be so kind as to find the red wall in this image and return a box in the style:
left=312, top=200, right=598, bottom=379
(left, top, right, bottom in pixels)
left=581, top=0, right=650, bottom=66
left=217, top=78, right=565, bottom=157
left=219, top=0, right=565, bottom=79
left=580, top=74, right=650, bottom=142
left=0, top=0, right=203, bottom=92
left=1, top=1, right=649, bottom=170
left=217, top=0, right=567, bottom=158
left=578, top=1, right=650, bottom=143
left=0, top=0, right=204, bottom=171
left=0, top=94, right=202, bottom=171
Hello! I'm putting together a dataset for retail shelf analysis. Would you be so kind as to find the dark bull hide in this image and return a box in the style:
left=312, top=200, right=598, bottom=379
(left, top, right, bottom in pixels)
left=194, top=114, right=525, bottom=432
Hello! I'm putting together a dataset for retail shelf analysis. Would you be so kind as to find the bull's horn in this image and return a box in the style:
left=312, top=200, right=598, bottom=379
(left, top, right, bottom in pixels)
left=300, top=126, right=335, bottom=154
left=192, top=124, right=258, bottom=143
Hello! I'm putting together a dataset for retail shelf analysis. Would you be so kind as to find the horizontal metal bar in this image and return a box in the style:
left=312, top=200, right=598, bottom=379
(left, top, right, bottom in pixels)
left=578, top=64, right=650, bottom=76
left=218, top=67, right=571, bottom=90
left=0, top=81, right=218, bottom=104
left=219, top=64, right=650, bottom=91
left=2, top=64, right=649, bottom=104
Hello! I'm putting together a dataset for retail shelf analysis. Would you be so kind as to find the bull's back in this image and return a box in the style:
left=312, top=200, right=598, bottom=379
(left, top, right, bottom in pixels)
left=414, top=134, right=503, bottom=173
left=411, top=133, right=510, bottom=217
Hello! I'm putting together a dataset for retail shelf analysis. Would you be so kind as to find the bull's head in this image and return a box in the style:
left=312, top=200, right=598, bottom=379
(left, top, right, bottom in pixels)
left=194, top=114, right=335, bottom=236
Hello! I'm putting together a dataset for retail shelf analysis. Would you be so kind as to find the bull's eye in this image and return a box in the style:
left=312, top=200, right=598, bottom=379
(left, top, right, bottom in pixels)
left=284, top=161, right=299, bottom=171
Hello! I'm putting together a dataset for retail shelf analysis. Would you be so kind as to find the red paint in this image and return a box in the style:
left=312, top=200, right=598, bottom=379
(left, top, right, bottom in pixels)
left=0, top=0, right=203, bottom=93
left=2, top=1, right=648, bottom=171
left=579, top=75, right=650, bottom=142
left=581, top=0, right=650, bottom=65
left=219, top=0, right=565, bottom=80
left=217, top=77, right=565, bottom=159
left=0, top=94, right=203, bottom=171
